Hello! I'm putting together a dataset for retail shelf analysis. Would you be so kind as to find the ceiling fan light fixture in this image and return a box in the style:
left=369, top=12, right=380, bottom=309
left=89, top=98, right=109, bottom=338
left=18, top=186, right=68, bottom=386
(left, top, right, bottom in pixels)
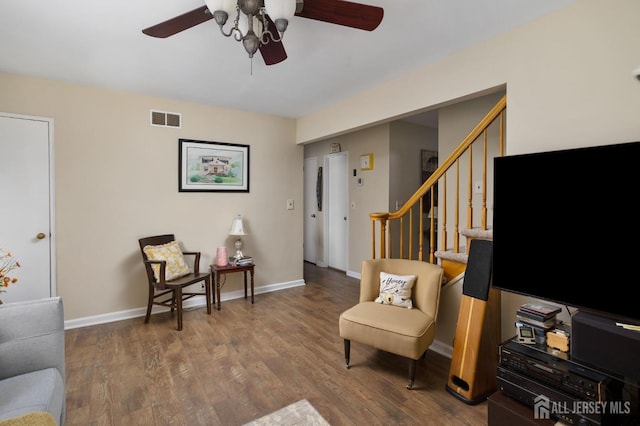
left=212, top=10, right=229, bottom=26
left=239, top=0, right=262, bottom=16
left=264, top=0, right=296, bottom=18
left=205, top=0, right=237, bottom=16
left=205, top=0, right=238, bottom=29
left=237, top=13, right=262, bottom=40
left=143, top=0, right=384, bottom=66
left=243, top=30, right=261, bottom=57
left=273, top=18, right=289, bottom=34
left=264, top=0, right=296, bottom=32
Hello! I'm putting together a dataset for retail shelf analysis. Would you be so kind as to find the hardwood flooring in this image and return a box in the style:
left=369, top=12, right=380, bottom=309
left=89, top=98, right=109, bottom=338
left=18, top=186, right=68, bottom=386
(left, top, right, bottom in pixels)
left=64, top=262, right=488, bottom=425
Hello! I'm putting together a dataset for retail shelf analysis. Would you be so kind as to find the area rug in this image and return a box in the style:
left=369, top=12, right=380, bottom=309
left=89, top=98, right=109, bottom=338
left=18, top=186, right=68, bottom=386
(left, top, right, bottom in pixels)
left=243, top=399, right=330, bottom=426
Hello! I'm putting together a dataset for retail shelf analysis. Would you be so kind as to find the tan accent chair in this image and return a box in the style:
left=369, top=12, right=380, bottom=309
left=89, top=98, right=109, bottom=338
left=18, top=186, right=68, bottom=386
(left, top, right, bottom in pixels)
left=339, top=259, right=444, bottom=389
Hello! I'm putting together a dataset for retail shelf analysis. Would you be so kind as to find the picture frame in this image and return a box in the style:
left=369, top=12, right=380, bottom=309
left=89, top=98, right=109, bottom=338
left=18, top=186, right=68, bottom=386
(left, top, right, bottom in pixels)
left=178, top=139, right=250, bottom=192
left=360, top=153, right=374, bottom=170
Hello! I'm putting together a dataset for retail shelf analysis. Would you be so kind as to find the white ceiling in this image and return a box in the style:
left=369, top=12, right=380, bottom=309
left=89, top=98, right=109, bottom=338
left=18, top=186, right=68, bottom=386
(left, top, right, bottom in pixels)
left=0, top=0, right=577, bottom=119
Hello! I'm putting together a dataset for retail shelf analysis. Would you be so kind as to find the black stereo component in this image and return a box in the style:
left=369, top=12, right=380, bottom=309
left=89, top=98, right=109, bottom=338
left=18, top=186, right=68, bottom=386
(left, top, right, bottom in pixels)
left=499, top=339, right=616, bottom=402
left=497, top=366, right=602, bottom=425
left=572, top=310, right=640, bottom=382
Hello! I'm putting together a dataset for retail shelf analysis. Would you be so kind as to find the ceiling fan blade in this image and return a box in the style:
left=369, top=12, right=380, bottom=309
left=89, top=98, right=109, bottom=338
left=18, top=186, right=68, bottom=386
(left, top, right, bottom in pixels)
left=295, top=0, right=383, bottom=31
left=142, top=6, right=213, bottom=38
left=260, top=15, right=288, bottom=65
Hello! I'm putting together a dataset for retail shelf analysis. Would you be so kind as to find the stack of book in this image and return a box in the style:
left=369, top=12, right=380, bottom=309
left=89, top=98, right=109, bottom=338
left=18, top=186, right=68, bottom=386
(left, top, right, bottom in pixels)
left=515, top=302, right=562, bottom=341
left=234, top=256, right=253, bottom=266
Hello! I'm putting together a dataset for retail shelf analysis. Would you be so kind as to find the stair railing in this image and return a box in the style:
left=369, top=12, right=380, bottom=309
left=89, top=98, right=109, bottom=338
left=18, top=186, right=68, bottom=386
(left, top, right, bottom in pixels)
left=370, top=95, right=506, bottom=263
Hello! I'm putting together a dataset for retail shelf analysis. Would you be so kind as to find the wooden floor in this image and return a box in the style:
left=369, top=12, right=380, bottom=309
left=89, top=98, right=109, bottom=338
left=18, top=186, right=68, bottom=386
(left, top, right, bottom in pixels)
left=64, top=262, right=488, bottom=425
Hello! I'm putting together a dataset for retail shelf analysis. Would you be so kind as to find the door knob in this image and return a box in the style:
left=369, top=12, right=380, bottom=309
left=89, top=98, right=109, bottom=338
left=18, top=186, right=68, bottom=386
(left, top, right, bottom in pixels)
left=37, top=232, right=46, bottom=240
left=311, top=214, right=316, bottom=218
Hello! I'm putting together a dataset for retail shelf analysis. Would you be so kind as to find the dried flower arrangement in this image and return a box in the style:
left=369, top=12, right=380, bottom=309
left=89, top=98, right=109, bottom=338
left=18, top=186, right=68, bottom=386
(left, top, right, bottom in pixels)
left=0, top=247, right=20, bottom=301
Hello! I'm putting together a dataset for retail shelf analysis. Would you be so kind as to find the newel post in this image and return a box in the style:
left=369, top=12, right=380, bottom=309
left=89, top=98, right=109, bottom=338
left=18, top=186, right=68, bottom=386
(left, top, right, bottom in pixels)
left=370, top=212, right=389, bottom=259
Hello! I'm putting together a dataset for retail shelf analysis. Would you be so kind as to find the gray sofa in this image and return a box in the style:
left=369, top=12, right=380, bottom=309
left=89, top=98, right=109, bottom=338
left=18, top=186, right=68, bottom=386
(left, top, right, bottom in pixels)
left=0, top=297, right=65, bottom=425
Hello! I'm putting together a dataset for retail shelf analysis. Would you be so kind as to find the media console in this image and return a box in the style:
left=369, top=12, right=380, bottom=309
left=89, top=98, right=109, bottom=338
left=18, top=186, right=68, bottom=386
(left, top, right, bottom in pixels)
left=489, top=337, right=639, bottom=425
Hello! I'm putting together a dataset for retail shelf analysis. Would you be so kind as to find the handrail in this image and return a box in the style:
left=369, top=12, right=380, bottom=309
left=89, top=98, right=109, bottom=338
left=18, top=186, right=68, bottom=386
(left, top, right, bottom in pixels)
left=370, top=94, right=506, bottom=261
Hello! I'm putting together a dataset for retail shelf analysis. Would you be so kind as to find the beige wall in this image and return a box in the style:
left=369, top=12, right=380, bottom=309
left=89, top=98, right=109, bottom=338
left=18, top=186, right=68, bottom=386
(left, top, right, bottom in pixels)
left=0, top=72, right=302, bottom=321
left=435, top=93, right=505, bottom=347
left=388, top=121, right=437, bottom=260
left=438, top=91, right=504, bottom=238
left=388, top=121, right=437, bottom=212
left=303, top=121, right=437, bottom=275
left=298, top=0, right=640, bottom=148
left=304, top=125, right=390, bottom=272
left=298, top=0, right=640, bottom=342
left=3, top=0, right=640, bottom=344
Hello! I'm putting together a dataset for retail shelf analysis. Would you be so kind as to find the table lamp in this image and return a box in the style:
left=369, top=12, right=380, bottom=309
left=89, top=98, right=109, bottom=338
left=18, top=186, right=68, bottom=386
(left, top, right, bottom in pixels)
left=229, top=214, right=247, bottom=260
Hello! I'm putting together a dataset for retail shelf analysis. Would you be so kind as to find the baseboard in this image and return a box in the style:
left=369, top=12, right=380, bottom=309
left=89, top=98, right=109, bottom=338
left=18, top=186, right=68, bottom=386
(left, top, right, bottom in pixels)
left=66, top=275, right=457, bottom=360
left=64, top=278, right=306, bottom=330
left=346, top=270, right=360, bottom=280
left=429, top=339, right=453, bottom=359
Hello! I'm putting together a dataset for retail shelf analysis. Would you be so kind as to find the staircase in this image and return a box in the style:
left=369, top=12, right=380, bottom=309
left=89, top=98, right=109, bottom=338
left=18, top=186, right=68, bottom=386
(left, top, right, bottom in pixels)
left=369, top=95, right=506, bottom=283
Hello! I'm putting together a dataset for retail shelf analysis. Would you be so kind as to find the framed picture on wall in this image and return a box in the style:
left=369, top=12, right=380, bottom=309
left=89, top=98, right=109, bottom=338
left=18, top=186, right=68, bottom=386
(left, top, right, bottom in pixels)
left=178, top=139, right=250, bottom=192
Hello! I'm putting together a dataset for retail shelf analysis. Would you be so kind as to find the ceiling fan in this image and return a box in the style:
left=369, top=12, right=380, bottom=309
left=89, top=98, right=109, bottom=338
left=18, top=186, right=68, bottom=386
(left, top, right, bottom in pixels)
left=142, top=0, right=384, bottom=66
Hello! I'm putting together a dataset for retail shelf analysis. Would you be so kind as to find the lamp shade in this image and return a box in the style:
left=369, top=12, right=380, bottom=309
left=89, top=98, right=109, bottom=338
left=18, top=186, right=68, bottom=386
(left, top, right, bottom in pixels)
left=204, top=0, right=237, bottom=15
left=264, top=0, right=296, bottom=21
left=229, top=215, right=247, bottom=236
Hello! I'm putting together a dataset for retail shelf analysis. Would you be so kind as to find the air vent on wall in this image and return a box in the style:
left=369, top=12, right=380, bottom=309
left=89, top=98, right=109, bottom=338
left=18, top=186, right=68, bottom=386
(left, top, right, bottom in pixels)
left=150, top=110, right=181, bottom=128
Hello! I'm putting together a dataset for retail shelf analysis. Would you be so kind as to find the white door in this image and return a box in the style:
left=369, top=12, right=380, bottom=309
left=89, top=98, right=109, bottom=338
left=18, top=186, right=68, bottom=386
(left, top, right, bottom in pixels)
left=326, top=152, right=348, bottom=271
left=0, top=113, right=55, bottom=303
left=303, top=157, right=319, bottom=264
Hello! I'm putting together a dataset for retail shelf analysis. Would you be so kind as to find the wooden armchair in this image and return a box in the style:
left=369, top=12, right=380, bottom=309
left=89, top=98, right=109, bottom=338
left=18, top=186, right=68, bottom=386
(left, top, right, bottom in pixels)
left=339, top=258, right=444, bottom=389
left=138, top=234, right=212, bottom=331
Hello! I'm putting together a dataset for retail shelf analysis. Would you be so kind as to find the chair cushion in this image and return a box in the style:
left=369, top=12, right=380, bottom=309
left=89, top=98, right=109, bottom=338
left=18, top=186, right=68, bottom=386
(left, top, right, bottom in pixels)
left=0, top=412, right=57, bottom=426
left=373, top=272, right=416, bottom=308
left=143, top=241, right=191, bottom=281
left=339, top=302, right=436, bottom=360
left=0, top=368, right=64, bottom=423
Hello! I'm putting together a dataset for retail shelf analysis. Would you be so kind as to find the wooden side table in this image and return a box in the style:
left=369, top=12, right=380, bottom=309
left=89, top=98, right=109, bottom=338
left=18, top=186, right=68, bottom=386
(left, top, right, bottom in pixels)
left=210, top=262, right=255, bottom=311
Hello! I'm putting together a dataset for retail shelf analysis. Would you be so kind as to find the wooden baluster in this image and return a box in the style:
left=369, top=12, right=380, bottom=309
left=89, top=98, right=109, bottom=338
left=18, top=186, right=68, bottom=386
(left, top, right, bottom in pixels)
left=399, top=216, right=404, bottom=259
left=429, top=188, right=436, bottom=264
left=371, top=219, right=377, bottom=259
left=454, top=160, right=460, bottom=253
left=408, top=208, right=414, bottom=260
left=467, top=144, right=474, bottom=230
left=419, top=198, right=424, bottom=261
left=370, top=213, right=389, bottom=259
left=481, top=129, right=488, bottom=230
left=441, top=173, right=447, bottom=254
left=499, top=110, right=505, bottom=156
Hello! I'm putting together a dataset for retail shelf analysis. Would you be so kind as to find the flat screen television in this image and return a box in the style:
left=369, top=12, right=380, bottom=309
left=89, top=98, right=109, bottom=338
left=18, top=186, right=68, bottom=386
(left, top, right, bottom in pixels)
left=493, top=140, right=640, bottom=325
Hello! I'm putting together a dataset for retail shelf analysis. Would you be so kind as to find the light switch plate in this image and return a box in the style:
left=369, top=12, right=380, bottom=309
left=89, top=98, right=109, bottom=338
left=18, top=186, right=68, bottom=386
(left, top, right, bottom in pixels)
left=474, top=180, right=482, bottom=194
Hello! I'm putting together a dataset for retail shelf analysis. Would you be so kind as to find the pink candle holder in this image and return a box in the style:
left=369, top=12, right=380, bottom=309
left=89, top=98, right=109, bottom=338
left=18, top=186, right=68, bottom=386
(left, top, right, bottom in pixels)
left=216, top=247, right=228, bottom=267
